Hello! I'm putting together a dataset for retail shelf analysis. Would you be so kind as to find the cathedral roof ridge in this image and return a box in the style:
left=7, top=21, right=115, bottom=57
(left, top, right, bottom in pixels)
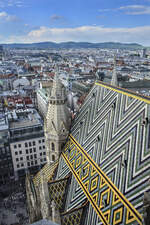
left=96, top=81, right=150, bottom=104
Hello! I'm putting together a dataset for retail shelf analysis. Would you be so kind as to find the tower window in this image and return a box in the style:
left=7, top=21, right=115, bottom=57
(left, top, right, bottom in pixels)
left=51, top=143, right=55, bottom=151
left=52, top=155, right=55, bottom=162
left=61, top=143, right=64, bottom=149
left=25, top=143, right=28, bottom=147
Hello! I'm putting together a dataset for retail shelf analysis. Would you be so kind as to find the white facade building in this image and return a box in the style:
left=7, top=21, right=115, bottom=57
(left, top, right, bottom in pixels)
left=8, top=109, right=46, bottom=180
left=37, top=80, right=53, bottom=118
left=37, top=89, right=48, bottom=118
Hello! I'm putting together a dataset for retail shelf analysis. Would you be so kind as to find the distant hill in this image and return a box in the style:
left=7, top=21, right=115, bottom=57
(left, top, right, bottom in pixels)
left=1, top=41, right=144, bottom=49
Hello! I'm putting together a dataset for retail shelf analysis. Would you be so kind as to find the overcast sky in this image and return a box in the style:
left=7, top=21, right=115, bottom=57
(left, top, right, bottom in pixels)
left=0, top=0, right=150, bottom=45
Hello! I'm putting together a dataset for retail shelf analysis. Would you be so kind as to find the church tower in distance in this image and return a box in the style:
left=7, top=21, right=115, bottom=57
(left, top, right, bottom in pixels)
left=111, top=55, right=118, bottom=86
left=44, top=69, right=71, bottom=163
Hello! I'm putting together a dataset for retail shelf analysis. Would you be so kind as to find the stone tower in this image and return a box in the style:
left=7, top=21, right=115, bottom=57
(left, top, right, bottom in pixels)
left=44, top=69, right=71, bottom=163
left=111, top=55, right=118, bottom=86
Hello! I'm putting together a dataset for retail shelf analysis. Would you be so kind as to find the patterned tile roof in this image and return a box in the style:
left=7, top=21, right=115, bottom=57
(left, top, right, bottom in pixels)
left=33, top=160, right=58, bottom=186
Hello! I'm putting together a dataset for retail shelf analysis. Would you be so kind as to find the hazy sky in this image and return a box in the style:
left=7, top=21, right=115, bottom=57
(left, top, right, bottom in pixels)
left=0, top=0, right=150, bottom=45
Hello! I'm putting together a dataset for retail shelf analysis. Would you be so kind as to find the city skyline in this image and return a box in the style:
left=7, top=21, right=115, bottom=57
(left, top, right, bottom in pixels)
left=0, top=0, right=150, bottom=45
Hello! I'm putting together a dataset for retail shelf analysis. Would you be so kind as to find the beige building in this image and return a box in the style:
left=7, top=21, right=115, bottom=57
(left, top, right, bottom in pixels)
left=44, top=72, right=71, bottom=163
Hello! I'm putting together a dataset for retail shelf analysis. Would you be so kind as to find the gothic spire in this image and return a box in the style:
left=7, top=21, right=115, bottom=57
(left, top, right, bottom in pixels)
left=50, top=66, right=63, bottom=99
left=45, top=66, right=71, bottom=163
left=54, top=65, right=59, bottom=82
left=111, top=55, right=118, bottom=86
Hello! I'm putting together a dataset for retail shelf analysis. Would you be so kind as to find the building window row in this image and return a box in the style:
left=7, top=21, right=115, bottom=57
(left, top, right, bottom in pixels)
left=26, top=154, right=37, bottom=160
left=25, top=146, right=45, bottom=154
left=40, top=152, right=46, bottom=156
left=25, top=141, right=36, bottom=148
left=15, top=151, right=22, bottom=155
left=16, top=157, right=23, bottom=162
left=14, top=144, right=21, bottom=149
left=17, top=163, right=24, bottom=168
left=27, top=160, right=41, bottom=167
left=14, top=140, right=45, bottom=151
left=39, top=146, right=45, bottom=150
left=25, top=139, right=45, bottom=145
left=26, top=148, right=36, bottom=154
left=38, top=139, right=45, bottom=144
left=17, top=158, right=46, bottom=168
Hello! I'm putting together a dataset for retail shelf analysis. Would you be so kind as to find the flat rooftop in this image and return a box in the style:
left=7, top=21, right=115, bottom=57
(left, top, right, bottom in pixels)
left=8, top=109, right=42, bottom=129
left=0, top=113, right=8, bottom=131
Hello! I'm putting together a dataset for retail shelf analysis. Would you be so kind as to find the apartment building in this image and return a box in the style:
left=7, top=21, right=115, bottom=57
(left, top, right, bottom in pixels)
left=8, top=108, right=46, bottom=180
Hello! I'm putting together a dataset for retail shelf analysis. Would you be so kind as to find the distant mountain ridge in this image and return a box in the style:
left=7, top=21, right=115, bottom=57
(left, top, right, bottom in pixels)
left=1, top=41, right=144, bottom=49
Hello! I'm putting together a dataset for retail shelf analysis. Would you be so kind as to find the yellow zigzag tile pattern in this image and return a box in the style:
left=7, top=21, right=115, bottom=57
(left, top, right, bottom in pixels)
left=62, top=135, right=143, bottom=225
left=33, top=160, right=58, bottom=186
left=95, top=81, right=150, bottom=104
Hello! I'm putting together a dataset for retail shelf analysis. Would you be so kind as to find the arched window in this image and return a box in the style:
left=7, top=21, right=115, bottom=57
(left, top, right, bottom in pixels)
left=52, top=155, right=55, bottom=162
left=51, top=142, right=55, bottom=151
